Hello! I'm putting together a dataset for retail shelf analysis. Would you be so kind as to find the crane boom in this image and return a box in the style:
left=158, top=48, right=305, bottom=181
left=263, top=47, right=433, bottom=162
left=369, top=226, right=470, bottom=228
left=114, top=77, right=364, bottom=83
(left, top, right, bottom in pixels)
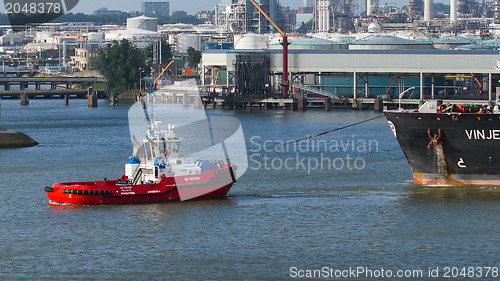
left=248, top=0, right=289, bottom=97
left=153, top=60, right=175, bottom=90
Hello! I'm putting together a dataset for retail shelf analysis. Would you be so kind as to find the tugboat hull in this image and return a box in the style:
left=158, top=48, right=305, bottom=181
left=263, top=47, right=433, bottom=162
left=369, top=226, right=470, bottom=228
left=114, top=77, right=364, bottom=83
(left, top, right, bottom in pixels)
left=45, top=167, right=235, bottom=205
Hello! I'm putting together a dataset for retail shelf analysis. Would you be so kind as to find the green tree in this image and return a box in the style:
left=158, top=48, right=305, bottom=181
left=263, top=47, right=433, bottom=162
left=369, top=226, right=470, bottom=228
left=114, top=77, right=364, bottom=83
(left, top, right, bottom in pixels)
left=155, top=12, right=203, bottom=25
left=434, top=3, right=450, bottom=13
left=186, top=47, right=202, bottom=69
left=54, top=12, right=129, bottom=25
left=97, top=39, right=148, bottom=95
left=145, top=38, right=173, bottom=64
left=169, top=11, right=202, bottom=24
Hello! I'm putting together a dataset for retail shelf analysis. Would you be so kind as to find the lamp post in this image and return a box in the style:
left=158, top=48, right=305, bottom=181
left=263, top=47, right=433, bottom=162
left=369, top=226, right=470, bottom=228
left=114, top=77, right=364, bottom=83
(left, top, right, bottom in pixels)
left=139, top=68, right=143, bottom=91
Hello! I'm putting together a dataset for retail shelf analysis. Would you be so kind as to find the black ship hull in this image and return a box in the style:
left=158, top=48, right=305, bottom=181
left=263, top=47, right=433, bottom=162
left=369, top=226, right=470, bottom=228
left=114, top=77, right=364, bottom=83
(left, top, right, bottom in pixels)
left=385, top=110, right=500, bottom=186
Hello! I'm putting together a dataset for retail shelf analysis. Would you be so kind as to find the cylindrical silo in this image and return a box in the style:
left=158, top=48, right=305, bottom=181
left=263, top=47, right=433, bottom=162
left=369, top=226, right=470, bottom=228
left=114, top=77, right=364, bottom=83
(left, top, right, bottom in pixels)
left=450, top=0, right=457, bottom=21
left=367, top=0, right=372, bottom=15
left=127, top=16, right=158, bottom=32
left=424, top=0, right=434, bottom=21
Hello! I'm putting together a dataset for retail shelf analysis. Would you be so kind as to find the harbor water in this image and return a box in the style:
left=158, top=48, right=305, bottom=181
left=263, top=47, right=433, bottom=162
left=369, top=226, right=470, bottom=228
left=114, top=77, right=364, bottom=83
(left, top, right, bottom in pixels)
left=0, top=99, right=499, bottom=280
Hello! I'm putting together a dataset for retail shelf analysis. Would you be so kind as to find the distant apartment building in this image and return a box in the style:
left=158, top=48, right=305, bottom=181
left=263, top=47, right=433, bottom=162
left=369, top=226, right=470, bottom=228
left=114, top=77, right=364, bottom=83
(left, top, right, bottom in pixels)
left=129, top=11, right=142, bottom=17
left=142, top=1, right=170, bottom=17
left=93, top=7, right=122, bottom=15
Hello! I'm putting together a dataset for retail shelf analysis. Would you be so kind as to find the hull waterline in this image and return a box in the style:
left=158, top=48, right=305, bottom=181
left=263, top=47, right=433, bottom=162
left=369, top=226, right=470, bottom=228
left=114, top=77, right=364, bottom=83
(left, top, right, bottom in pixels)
left=46, top=167, right=235, bottom=205
left=385, top=110, right=500, bottom=186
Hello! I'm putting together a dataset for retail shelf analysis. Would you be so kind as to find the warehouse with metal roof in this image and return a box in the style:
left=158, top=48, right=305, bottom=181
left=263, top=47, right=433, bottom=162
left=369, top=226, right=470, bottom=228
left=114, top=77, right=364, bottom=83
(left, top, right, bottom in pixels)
left=202, top=49, right=500, bottom=100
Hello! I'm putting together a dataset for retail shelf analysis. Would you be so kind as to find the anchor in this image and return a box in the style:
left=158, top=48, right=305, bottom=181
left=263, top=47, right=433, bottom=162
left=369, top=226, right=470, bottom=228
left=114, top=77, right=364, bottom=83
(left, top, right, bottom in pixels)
left=427, top=128, right=443, bottom=146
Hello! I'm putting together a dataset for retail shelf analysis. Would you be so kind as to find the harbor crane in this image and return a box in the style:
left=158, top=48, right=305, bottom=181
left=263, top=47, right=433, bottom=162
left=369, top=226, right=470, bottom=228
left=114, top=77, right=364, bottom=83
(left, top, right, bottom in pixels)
left=248, top=0, right=290, bottom=97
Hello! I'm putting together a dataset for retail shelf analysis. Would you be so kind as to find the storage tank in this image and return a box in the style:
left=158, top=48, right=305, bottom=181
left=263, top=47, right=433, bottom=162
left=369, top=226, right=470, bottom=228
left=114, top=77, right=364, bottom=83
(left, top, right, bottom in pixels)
left=367, top=22, right=382, bottom=33
left=349, top=36, right=434, bottom=50
left=87, top=32, right=105, bottom=41
left=127, top=16, right=158, bottom=32
left=432, top=36, right=476, bottom=50
left=269, top=37, right=347, bottom=50
left=424, top=0, right=434, bottom=21
left=177, top=33, right=202, bottom=53
left=234, top=34, right=268, bottom=49
left=450, top=0, right=457, bottom=21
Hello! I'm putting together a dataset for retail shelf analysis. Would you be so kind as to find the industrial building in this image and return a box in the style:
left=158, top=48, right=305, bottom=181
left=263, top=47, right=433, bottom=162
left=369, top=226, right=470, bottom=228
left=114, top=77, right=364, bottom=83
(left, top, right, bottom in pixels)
left=202, top=49, right=500, bottom=102
left=306, top=0, right=498, bottom=33
left=215, top=0, right=283, bottom=33
left=209, top=0, right=500, bottom=35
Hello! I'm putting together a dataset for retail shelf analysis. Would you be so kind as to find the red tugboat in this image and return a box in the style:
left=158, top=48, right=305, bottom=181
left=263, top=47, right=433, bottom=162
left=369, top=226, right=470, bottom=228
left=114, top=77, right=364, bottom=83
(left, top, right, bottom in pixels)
left=45, top=119, right=236, bottom=205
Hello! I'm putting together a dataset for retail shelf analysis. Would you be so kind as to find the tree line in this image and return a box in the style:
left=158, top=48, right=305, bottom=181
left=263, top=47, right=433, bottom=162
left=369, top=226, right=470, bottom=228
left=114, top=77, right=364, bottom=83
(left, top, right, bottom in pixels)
left=0, top=11, right=205, bottom=25
left=97, top=39, right=202, bottom=96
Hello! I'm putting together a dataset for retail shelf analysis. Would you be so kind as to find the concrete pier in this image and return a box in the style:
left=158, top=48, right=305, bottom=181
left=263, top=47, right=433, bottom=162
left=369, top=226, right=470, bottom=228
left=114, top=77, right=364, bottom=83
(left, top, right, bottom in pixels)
left=20, top=92, right=29, bottom=106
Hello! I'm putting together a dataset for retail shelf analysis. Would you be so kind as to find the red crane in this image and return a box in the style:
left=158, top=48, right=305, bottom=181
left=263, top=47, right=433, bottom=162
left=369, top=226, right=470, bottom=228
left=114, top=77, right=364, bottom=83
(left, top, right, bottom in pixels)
left=248, top=0, right=290, bottom=97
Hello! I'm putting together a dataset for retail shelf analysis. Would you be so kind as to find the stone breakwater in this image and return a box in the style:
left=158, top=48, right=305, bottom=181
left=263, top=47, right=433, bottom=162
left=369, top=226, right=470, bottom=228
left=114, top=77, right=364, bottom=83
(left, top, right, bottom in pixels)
left=0, top=130, right=38, bottom=148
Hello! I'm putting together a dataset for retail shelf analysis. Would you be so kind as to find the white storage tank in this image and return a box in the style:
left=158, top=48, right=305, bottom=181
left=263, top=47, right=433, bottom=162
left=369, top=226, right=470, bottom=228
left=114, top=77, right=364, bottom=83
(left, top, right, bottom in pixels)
left=349, top=35, right=434, bottom=50
left=177, top=33, right=202, bottom=53
left=127, top=16, right=158, bottom=32
left=269, top=37, right=347, bottom=50
left=234, top=34, right=268, bottom=49
left=367, top=22, right=382, bottom=33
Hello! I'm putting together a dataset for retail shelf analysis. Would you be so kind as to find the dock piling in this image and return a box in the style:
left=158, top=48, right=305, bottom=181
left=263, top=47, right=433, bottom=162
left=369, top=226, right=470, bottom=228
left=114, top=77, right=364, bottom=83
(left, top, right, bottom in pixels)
left=20, top=92, right=29, bottom=106
left=87, top=87, right=98, bottom=108
left=374, top=97, right=382, bottom=112
left=325, top=98, right=331, bottom=111
left=298, top=97, right=307, bottom=111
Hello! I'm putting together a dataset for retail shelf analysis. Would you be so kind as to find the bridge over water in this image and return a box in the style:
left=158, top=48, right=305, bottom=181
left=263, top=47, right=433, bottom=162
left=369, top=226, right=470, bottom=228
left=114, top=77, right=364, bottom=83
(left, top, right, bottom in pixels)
left=0, top=76, right=105, bottom=90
